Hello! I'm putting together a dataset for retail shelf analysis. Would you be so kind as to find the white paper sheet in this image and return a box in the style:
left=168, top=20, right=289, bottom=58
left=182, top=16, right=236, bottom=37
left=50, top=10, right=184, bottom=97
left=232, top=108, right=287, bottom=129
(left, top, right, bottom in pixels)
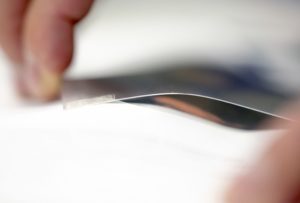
left=0, top=101, right=278, bottom=203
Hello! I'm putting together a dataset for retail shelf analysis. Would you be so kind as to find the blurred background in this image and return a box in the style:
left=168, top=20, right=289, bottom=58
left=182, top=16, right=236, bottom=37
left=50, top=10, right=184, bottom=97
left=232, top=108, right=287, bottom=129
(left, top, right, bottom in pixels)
left=1, top=0, right=300, bottom=106
left=72, top=0, right=300, bottom=88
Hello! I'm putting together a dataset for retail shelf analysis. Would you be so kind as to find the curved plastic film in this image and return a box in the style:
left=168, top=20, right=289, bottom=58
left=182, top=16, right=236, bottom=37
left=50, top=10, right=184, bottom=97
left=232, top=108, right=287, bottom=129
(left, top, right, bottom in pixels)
left=62, top=64, right=291, bottom=130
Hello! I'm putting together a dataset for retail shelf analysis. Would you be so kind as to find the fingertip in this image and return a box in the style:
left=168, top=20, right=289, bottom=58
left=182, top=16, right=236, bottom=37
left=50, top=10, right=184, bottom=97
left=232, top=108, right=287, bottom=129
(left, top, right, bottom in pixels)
left=21, top=49, right=62, bottom=101
left=25, top=67, right=62, bottom=102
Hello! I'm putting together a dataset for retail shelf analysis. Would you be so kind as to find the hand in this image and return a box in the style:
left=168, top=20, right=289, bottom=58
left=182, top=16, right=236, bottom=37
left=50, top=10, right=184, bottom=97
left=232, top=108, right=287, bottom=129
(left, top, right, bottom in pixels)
left=227, top=104, right=300, bottom=203
left=0, top=0, right=94, bottom=101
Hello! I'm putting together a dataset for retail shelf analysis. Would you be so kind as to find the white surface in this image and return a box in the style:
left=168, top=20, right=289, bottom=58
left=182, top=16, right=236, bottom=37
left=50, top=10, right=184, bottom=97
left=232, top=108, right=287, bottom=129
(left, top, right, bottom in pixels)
left=0, top=1, right=291, bottom=202
left=0, top=101, right=277, bottom=203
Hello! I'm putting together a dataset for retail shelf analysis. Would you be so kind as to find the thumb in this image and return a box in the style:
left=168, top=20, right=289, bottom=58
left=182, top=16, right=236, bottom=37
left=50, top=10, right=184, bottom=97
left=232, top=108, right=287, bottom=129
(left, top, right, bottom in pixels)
left=226, top=117, right=300, bottom=203
left=23, top=0, right=94, bottom=101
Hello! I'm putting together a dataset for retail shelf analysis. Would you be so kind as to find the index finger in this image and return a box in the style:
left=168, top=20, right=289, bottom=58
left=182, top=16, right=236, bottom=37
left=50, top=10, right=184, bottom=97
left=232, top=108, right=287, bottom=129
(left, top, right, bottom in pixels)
left=23, top=0, right=94, bottom=100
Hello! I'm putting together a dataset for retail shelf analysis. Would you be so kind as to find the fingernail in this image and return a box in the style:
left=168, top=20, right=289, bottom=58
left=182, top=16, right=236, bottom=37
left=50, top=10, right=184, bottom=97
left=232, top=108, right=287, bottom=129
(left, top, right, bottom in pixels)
left=24, top=51, right=61, bottom=101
